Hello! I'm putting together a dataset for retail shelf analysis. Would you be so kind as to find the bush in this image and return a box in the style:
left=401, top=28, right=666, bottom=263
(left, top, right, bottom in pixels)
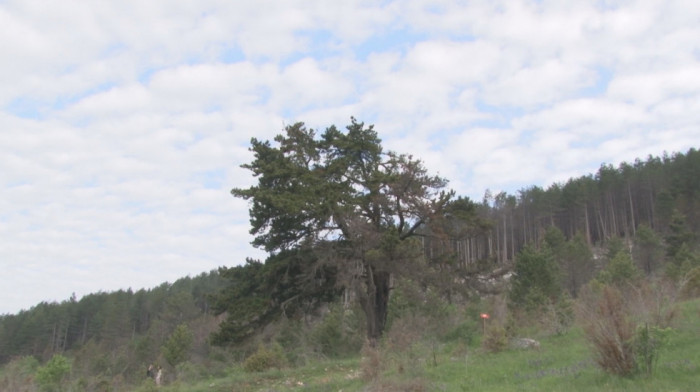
left=383, top=314, right=434, bottom=374
left=162, top=323, right=194, bottom=368
left=596, top=251, right=640, bottom=287
left=0, top=355, right=39, bottom=392
left=681, top=266, right=700, bottom=298
left=311, top=304, right=363, bottom=358
left=35, top=354, right=71, bottom=392
left=482, top=325, right=508, bottom=353
left=360, top=343, right=382, bottom=381
left=509, top=245, right=560, bottom=309
left=442, top=320, right=478, bottom=344
left=634, top=323, right=671, bottom=377
left=243, top=343, right=287, bottom=372
left=578, top=285, right=637, bottom=376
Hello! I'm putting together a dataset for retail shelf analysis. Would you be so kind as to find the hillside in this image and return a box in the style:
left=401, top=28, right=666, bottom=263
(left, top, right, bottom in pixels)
left=1, top=147, right=699, bottom=391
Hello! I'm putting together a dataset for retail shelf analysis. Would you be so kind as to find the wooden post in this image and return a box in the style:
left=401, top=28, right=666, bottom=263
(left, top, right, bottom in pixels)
left=480, top=313, right=490, bottom=334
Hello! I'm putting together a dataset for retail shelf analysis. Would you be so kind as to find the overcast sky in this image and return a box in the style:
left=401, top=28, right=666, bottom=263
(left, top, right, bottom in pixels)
left=2, top=0, right=699, bottom=315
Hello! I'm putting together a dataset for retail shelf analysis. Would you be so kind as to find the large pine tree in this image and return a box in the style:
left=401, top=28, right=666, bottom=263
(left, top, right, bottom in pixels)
left=231, top=118, right=452, bottom=345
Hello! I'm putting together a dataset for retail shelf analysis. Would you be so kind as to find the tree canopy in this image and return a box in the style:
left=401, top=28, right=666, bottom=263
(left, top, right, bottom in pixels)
left=232, top=118, right=453, bottom=344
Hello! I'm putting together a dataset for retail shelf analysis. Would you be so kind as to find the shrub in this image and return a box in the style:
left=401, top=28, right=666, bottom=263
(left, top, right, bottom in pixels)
left=442, top=320, right=478, bottom=344
left=360, top=343, right=382, bottom=381
left=578, top=285, right=636, bottom=376
left=596, top=251, right=640, bottom=287
left=311, top=303, right=363, bottom=358
left=634, top=323, right=671, bottom=377
left=482, top=325, right=508, bottom=353
left=509, top=245, right=560, bottom=310
left=383, top=314, right=433, bottom=374
left=162, top=323, right=194, bottom=368
left=680, top=266, right=700, bottom=298
left=35, top=354, right=71, bottom=392
left=0, top=355, right=39, bottom=392
left=243, top=343, right=287, bottom=372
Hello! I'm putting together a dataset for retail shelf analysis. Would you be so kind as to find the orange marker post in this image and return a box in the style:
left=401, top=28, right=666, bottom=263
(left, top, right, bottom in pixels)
left=480, top=313, right=490, bottom=334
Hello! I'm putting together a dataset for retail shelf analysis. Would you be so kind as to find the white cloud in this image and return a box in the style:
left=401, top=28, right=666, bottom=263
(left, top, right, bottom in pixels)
left=1, top=0, right=700, bottom=314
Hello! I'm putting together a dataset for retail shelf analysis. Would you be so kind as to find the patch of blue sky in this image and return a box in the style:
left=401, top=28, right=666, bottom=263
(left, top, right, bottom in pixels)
left=274, top=30, right=335, bottom=68
left=138, top=67, right=161, bottom=84
left=219, top=45, right=246, bottom=64
left=204, top=103, right=223, bottom=114
left=7, top=80, right=119, bottom=120
left=252, top=85, right=272, bottom=105
left=101, top=42, right=127, bottom=57
left=5, top=97, right=44, bottom=119
left=578, top=66, right=612, bottom=97
left=426, top=125, right=466, bottom=148
left=354, top=28, right=429, bottom=61
left=473, top=100, right=525, bottom=129
left=199, top=168, right=225, bottom=189
left=54, top=82, right=118, bottom=111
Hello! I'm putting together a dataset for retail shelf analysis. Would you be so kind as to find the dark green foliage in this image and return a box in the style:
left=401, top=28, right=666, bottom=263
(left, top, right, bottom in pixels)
left=605, top=236, right=626, bottom=262
left=562, top=233, right=595, bottom=296
left=0, top=356, right=39, bottom=391
left=482, top=325, right=508, bottom=353
left=161, top=324, right=193, bottom=367
left=0, top=270, right=224, bottom=366
left=634, top=224, right=664, bottom=275
left=545, top=227, right=594, bottom=296
left=441, top=320, right=478, bottom=345
left=597, top=251, right=641, bottom=286
left=242, top=343, right=287, bottom=372
left=680, top=266, right=700, bottom=298
left=310, top=304, right=364, bottom=358
left=665, top=210, right=695, bottom=258
left=634, top=323, right=671, bottom=377
left=1, top=144, right=699, bottom=390
left=509, top=245, right=560, bottom=309
left=231, top=118, right=453, bottom=345
left=211, top=249, right=339, bottom=345
left=35, top=354, right=71, bottom=392
left=667, top=243, right=700, bottom=281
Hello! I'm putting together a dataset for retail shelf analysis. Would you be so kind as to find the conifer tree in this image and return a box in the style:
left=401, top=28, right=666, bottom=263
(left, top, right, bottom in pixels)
left=231, top=119, right=452, bottom=345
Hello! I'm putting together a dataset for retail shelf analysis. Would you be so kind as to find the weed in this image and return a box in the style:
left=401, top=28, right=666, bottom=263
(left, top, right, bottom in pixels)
left=243, top=343, right=287, bottom=373
left=482, top=325, right=508, bottom=353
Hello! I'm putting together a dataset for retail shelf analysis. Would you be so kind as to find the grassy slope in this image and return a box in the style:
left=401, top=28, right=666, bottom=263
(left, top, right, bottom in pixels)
left=151, top=298, right=699, bottom=392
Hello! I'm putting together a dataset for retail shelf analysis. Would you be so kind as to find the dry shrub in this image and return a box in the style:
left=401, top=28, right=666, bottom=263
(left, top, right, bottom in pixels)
left=384, top=314, right=427, bottom=353
left=628, top=279, right=678, bottom=328
left=680, top=266, right=700, bottom=299
left=482, top=325, right=508, bottom=353
left=0, top=356, right=39, bottom=392
left=578, top=285, right=637, bottom=376
left=578, top=280, right=678, bottom=377
left=243, top=343, right=286, bottom=372
left=360, top=342, right=382, bottom=381
left=383, top=314, right=433, bottom=374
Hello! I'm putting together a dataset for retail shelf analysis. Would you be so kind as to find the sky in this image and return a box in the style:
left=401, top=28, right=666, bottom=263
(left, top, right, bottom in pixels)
left=2, top=0, right=699, bottom=315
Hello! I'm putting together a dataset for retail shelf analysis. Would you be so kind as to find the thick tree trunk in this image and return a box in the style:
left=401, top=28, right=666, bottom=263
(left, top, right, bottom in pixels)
left=360, top=268, right=391, bottom=347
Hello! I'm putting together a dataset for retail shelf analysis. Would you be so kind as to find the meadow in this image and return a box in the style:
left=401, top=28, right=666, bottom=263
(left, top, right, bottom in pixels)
left=136, top=298, right=699, bottom=392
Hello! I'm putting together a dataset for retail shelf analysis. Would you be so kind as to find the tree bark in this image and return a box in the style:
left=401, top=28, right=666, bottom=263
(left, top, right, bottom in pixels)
left=360, top=268, right=391, bottom=347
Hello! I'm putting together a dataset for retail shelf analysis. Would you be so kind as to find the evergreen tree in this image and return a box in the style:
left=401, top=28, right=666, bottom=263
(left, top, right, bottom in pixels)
left=634, top=224, right=664, bottom=275
left=162, top=324, right=193, bottom=368
left=509, top=244, right=560, bottom=309
left=666, top=210, right=695, bottom=258
left=231, top=119, right=452, bottom=345
left=562, top=233, right=594, bottom=297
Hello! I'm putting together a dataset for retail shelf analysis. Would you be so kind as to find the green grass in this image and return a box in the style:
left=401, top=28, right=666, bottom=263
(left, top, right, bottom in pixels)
left=153, top=358, right=364, bottom=392
left=425, top=299, right=700, bottom=391
left=116, top=298, right=700, bottom=391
